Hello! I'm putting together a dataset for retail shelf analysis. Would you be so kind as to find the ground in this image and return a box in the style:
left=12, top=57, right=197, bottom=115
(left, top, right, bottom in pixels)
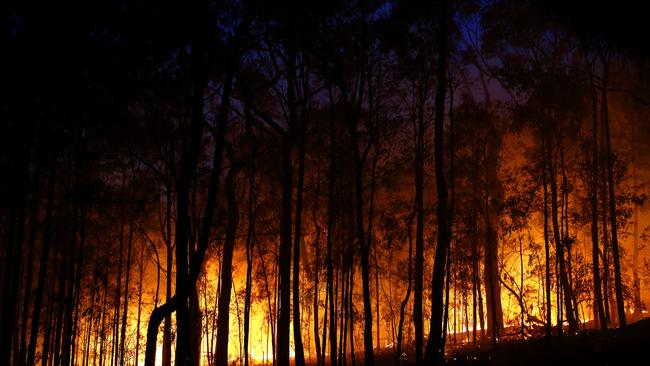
left=446, top=318, right=650, bottom=366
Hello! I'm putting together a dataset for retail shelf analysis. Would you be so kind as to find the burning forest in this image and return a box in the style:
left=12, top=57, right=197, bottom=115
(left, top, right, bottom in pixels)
left=1, top=1, right=650, bottom=366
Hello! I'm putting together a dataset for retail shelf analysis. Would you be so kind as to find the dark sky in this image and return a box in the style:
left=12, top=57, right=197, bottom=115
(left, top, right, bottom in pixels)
left=537, top=0, right=649, bottom=57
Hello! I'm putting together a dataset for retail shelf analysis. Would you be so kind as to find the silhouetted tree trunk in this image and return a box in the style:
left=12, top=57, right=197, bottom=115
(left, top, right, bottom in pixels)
left=631, top=134, right=642, bottom=320
left=483, top=147, right=504, bottom=343
left=424, top=1, right=450, bottom=363
left=215, top=168, right=240, bottom=366
left=601, top=172, right=611, bottom=326
left=396, top=214, right=414, bottom=366
left=587, top=57, right=607, bottom=330
left=162, top=175, right=173, bottom=366
left=143, top=7, right=250, bottom=364
left=1, top=129, right=29, bottom=365
left=243, top=102, right=258, bottom=366
left=135, top=234, right=145, bottom=365
left=542, top=138, right=553, bottom=336
left=311, top=168, right=323, bottom=366
left=413, top=79, right=426, bottom=365
left=119, top=217, right=134, bottom=365
left=111, top=164, right=127, bottom=366
left=313, top=221, right=322, bottom=366
left=327, top=92, right=338, bottom=366
left=276, top=122, right=294, bottom=366
left=601, top=56, right=626, bottom=327
left=18, top=163, right=41, bottom=366
left=26, top=160, right=56, bottom=366
left=350, top=112, right=375, bottom=366
left=548, top=145, right=577, bottom=332
left=292, top=60, right=307, bottom=366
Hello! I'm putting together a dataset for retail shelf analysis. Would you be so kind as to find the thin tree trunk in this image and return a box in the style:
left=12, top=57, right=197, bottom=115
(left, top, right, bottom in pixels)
left=601, top=57, right=626, bottom=327
left=26, top=163, right=56, bottom=366
left=162, top=180, right=173, bottom=366
left=313, top=216, right=322, bottom=366
left=349, top=256, right=357, bottom=366
left=548, top=147, right=577, bottom=332
left=542, top=138, right=553, bottom=336
left=396, top=214, right=414, bottom=366
left=631, top=135, right=642, bottom=320
left=18, top=164, right=41, bottom=366
left=215, top=168, right=240, bottom=366
left=119, top=219, right=134, bottom=365
left=135, top=235, right=145, bottom=365
left=243, top=115, right=257, bottom=366
left=587, top=56, right=607, bottom=330
left=327, top=88, right=338, bottom=366
left=292, top=108, right=307, bottom=366
left=0, top=136, right=29, bottom=366
left=413, top=83, right=426, bottom=366
left=519, top=235, right=525, bottom=339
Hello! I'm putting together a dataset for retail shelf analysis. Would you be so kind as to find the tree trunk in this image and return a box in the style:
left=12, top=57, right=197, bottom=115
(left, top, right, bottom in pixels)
left=601, top=58, right=626, bottom=327
left=548, top=148, right=577, bottom=332
left=413, top=84, right=426, bottom=365
left=243, top=117, right=257, bottom=366
left=292, top=106, right=307, bottom=366
left=143, top=10, right=250, bottom=365
left=162, top=181, right=173, bottom=366
left=18, top=164, right=41, bottom=366
left=587, top=57, right=607, bottom=330
left=542, top=138, right=553, bottom=336
left=327, top=90, right=338, bottom=366
left=1, top=134, right=29, bottom=365
left=215, top=168, right=240, bottom=366
left=396, top=215, right=414, bottom=366
left=26, top=162, right=56, bottom=366
left=276, top=132, right=293, bottom=366
left=135, top=235, right=145, bottom=365
left=424, top=1, right=450, bottom=362
left=119, top=219, right=134, bottom=365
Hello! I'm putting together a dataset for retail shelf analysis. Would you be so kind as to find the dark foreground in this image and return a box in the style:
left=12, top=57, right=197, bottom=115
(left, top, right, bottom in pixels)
left=447, top=318, right=650, bottom=366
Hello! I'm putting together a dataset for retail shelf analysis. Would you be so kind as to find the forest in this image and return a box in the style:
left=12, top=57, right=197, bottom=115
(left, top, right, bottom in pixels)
left=1, top=0, right=649, bottom=365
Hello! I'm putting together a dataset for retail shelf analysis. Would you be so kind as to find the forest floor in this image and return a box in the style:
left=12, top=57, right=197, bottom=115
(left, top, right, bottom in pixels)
left=446, top=317, right=650, bottom=366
